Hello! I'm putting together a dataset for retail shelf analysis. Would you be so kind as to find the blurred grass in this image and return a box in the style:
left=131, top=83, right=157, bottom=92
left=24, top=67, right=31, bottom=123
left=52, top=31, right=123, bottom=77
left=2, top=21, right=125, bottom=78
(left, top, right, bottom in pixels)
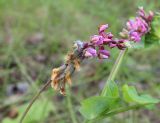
left=0, top=0, right=160, bottom=123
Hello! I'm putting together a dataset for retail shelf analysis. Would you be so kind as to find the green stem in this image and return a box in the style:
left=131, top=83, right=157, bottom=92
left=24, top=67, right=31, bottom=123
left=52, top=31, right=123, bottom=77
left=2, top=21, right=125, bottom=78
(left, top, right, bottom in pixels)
left=19, top=80, right=51, bottom=123
left=97, top=104, right=142, bottom=121
left=101, top=49, right=128, bottom=96
left=85, top=104, right=142, bottom=123
left=84, top=49, right=128, bottom=123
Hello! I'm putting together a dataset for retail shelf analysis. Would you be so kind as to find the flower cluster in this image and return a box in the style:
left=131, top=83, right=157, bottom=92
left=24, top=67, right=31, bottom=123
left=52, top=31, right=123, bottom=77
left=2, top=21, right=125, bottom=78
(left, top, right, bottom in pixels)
left=82, top=24, right=127, bottom=59
left=120, top=7, right=154, bottom=42
left=50, top=7, right=154, bottom=95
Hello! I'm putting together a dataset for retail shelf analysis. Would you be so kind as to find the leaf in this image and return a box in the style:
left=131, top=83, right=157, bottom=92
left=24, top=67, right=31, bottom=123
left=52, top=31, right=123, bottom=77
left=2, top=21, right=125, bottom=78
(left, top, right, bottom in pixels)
left=122, top=84, right=160, bottom=105
left=103, top=80, right=119, bottom=98
left=145, top=13, right=160, bottom=47
left=79, top=96, right=115, bottom=120
left=2, top=99, right=54, bottom=123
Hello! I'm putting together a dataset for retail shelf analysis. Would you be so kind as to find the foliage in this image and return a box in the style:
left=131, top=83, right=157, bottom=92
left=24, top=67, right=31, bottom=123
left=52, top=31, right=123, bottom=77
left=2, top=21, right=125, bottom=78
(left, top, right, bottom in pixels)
left=79, top=80, right=159, bottom=121
left=0, top=0, right=160, bottom=123
left=2, top=100, right=54, bottom=123
left=145, top=13, right=160, bottom=46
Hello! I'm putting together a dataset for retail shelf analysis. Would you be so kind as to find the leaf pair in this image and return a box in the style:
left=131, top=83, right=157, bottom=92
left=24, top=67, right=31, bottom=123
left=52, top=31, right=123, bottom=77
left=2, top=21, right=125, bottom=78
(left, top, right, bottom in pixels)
left=79, top=80, right=120, bottom=120
left=79, top=80, right=160, bottom=120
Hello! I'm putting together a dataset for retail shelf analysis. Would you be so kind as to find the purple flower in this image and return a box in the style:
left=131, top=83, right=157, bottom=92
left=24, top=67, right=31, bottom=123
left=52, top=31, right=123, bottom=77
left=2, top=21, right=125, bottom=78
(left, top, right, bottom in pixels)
left=98, top=49, right=110, bottom=59
left=99, top=24, right=108, bottom=34
left=125, top=15, right=151, bottom=42
left=138, top=7, right=146, bottom=18
left=103, top=38, right=112, bottom=44
left=138, top=7, right=154, bottom=22
left=108, top=41, right=117, bottom=48
left=126, top=18, right=148, bottom=33
left=116, top=39, right=127, bottom=49
left=84, top=47, right=97, bottom=58
left=130, top=31, right=141, bottom=42
left=91, top=35, right=104, bottom=45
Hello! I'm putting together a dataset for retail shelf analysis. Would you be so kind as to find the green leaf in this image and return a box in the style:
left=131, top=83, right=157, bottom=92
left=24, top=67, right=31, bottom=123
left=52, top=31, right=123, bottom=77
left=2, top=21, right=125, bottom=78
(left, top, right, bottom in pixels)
left=103, top=80, right=119, bottom=98
left=79, top=96, right=115, bottom=120
left=2, top=99, right=54, bottom=123
left=145, top=13, right=160, bottom=47
left=122, top=84, right=160, bottom=104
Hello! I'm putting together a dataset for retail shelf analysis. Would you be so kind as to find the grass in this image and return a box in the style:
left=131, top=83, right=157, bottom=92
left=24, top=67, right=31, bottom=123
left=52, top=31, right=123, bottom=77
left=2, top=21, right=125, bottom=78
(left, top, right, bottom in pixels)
left=0, top=0, right=160, bottom=123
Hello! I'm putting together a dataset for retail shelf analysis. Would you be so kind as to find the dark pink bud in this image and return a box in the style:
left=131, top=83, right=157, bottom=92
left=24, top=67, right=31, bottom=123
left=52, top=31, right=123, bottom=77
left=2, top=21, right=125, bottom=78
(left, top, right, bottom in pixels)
left=147, top=11, right=154, bottom=22
left=99, top=46, right=105, bottom=50
left=117, top=40, right=126, bottom=50
left=83, top=42, right=89, bottom=49
left=103, top=38, right=112, bottom=44
left=99, top=24, right=108, bottom=34
left=107, top=33, right=113, bottom=39
left=98, top=49, right=110, bottom=59
left=108, top=42, right=117, bottom=48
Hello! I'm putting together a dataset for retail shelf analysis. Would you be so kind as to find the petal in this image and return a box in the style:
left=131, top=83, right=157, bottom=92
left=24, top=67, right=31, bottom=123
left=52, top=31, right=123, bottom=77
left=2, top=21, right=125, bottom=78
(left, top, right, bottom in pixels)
left=99, top=49, right=110, bottom=59
left=103, top=38, right=112, bottom=44
left=130, top=32, right=141, bottom=42
left=138, top=7, right=145, bottom=18
left=147, top=11, right=154, bottom=22
left=84, top=47, right=97, bottom=57
left=99, top=24, right=108, bottom=33
left=91, top=35, right=104, bottom=45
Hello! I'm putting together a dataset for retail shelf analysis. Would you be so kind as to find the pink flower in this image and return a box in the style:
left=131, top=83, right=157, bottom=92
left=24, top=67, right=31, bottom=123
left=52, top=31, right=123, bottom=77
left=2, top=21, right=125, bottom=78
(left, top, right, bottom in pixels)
left=138, top=7, right=146, bottom=18
left=108, top=41, right=117, bottom=48
left=130, top=31, right=141, bottom=42
left=98, top=49, right=110, bottom=59
left=125, top=16, right=150, bottom=42
left=91, top=35, right=104, bottom=45
left=138, top=7, right=154, bottom=22
left=103, top=38, right=112, bottom=44
left=126, top=18, right=148, bottom=33
left=116, top=39, right=127, bottom=49
left=99, top=24, right=108, bottom=34
left=84, top=47, right=97, bottom=57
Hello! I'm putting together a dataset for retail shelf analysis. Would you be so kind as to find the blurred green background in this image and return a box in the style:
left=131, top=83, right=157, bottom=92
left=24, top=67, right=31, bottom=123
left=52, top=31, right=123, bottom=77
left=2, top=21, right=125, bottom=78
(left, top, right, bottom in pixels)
left=0, top=0, right=160, bottom=123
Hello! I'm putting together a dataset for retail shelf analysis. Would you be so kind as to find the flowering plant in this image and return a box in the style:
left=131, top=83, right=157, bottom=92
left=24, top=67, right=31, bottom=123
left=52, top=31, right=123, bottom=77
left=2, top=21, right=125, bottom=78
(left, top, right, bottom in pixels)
left=50, top=7, right=154, bottom=95
left=19, top=7, right=160, bottom=123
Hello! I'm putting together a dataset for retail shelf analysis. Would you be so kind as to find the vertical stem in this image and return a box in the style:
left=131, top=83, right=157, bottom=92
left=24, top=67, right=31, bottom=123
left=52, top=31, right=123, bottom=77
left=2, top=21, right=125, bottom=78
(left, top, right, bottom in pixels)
left=84, top=49, right=128, bottom=123
left=101, top=49, right=128, bottom=96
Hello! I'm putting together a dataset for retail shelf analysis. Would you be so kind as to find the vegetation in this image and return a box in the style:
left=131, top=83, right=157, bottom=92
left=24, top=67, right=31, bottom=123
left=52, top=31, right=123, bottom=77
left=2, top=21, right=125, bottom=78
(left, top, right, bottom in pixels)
left=0, top=0, right=160, bottom=123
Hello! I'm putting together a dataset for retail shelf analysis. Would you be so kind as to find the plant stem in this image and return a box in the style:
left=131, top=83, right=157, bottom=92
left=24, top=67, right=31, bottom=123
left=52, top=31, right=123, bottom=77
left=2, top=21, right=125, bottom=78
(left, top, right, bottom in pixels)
left=19, top=80, right=51, bottom=123
left=97, top=104, right=142, bottom=121
left=84, top=49, right=128, bottom=123
left=84, top=104, right=142, bottom=123
left=101, top=49, right=128, bottom=96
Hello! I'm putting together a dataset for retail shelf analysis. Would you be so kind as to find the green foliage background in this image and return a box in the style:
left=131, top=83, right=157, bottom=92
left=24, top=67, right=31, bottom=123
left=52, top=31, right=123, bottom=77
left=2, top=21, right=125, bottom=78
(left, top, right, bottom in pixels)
left=0, top=0, right=160, bottom=123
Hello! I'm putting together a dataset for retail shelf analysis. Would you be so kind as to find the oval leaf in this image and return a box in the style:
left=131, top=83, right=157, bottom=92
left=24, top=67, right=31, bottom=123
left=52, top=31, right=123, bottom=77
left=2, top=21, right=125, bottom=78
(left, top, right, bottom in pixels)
left=102, top=80, right=119, bottom=98
left=122, top=84, right=160, bottom=104
left=79, top=96, right=112, bottom=120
